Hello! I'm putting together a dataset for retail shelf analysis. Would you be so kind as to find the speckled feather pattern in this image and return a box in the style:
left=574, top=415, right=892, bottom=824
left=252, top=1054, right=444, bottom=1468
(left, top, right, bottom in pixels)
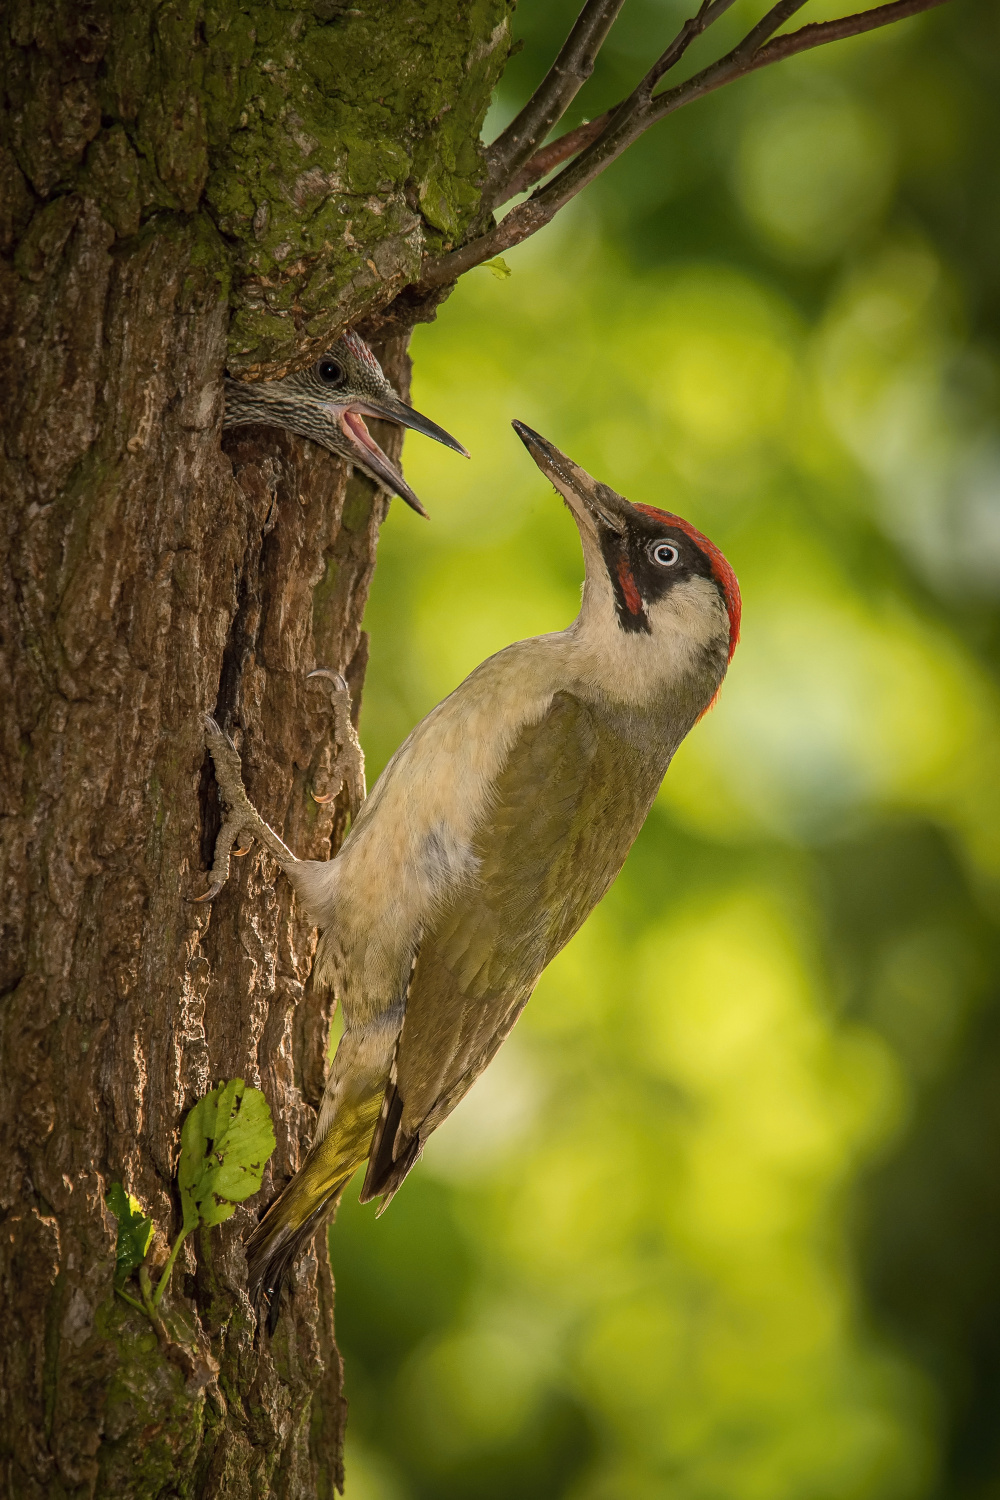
left=222, top=333, right=395, bottom=460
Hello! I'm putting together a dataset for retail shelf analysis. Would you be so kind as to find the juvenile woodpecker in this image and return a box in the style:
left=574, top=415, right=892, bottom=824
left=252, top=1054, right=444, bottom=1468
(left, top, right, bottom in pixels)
left=223, top=331, right=467, bottom=517
left=199, top=423, right=741, bottom=1327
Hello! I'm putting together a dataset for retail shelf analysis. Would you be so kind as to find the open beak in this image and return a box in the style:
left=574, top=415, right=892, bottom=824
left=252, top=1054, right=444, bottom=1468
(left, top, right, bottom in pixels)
left=338, top=398, right=468, bottom=520
left=512, top=421, right=631, bottom=536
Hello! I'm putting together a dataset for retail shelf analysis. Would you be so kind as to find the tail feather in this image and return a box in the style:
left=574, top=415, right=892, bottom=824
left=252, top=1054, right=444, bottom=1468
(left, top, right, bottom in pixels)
left=245, top=1177, right=346, bottom=1330
left=246, top=1188, right=344, bottom=1334
left=245, top=1079, right=386, bottom=1330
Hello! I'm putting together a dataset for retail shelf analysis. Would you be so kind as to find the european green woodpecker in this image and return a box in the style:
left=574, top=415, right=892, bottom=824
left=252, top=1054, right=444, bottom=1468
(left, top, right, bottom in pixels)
left=223, top=331, right=467, bottom=517
left=199, top=423, right=741, bottom=1328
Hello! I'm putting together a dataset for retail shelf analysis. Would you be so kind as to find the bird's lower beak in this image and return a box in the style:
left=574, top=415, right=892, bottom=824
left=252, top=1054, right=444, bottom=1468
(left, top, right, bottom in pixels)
left=511, top=421, right=630, bottom=536
left=336, top=400, right=468, bottom=519
left=337, top=408, right=429, bottom=518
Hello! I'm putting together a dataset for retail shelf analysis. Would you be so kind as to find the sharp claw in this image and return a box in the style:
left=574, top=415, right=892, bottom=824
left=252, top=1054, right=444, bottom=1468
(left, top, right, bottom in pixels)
left=202, top=712, right=239, bottom=754
left=308, top=669, right=348, bottom=693
left=311, top=789, right=336, bottom=805
left=190, top=880, right=225, bottom=904
left=233, top=841, right=253, bottom=856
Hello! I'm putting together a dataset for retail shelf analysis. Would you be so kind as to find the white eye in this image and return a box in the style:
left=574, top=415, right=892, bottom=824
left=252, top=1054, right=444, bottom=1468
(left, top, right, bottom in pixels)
left=651, top=541, right=679, bottom=567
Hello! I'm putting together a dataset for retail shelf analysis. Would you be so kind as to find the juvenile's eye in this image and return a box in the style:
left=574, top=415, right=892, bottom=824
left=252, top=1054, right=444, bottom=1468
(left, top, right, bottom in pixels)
left=317, top=358, right=345, bottom=386
left=651, top=541, right=679, bottom=567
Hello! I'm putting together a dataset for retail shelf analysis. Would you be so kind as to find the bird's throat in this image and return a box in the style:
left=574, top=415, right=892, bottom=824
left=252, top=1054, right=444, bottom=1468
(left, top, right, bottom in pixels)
left=341, top=408, right=382, bottom=459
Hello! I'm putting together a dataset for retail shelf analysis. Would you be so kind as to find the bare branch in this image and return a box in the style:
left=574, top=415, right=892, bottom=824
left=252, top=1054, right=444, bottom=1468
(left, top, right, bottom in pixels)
left=718, top=0, right=812, bottom=63
left=505, top=111, right=612, bottom=199
left=419, top=0, right=953, bottom=292
left=486, top=0, right=627, bottom=199
left=645, top=0, right=741, bottom=92
left=746, top=0, right=954, bottom=67
left=642, top=0, right=951, bottom=121
left=489, top=0, right=743, bottom=209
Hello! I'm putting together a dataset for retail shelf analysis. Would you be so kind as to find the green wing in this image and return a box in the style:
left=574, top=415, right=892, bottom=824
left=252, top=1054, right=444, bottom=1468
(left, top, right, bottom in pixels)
left=360, top=691, right=662, bottom=1205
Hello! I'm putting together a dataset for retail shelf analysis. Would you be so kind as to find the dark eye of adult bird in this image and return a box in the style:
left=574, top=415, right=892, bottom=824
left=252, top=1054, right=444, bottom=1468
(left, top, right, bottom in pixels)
left=222, top=330, right=468, bottom=518
left=196, top=422, right=741, bottom=1332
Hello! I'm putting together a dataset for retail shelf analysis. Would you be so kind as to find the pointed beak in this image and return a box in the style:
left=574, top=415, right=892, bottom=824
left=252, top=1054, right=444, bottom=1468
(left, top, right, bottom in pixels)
left=369, top=396, right=469, bottom=459
left=335, top=398, right=468, bottom=520
left=512, top=421, right=631, bottom=536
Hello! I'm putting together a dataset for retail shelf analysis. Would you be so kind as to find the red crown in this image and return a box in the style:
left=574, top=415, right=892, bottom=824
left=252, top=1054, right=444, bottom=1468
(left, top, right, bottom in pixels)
left=634, top=504, right=741, bottom=663
left=341, top=330, right=383, bottom=377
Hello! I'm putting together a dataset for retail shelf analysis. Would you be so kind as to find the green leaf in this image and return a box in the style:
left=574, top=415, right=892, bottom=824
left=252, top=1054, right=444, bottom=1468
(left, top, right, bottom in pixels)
left=482, top=256, right=512, bottom=280
left=106, top=1182, right=154, bottom=1287
left=178, top=1079, right=276, bottom=1232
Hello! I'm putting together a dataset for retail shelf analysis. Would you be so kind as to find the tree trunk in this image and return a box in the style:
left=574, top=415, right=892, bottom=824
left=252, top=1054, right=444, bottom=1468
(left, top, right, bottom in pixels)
left=0, top=5, right=510, bottom=1494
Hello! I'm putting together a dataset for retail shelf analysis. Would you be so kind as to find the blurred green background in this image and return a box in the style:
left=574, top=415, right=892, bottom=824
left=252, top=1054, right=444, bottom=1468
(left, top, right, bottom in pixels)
left=335, top=3, right=1000, bottom=1495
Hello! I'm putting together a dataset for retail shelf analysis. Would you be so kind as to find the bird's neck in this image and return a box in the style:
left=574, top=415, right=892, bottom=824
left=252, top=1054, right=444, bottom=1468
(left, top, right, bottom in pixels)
left=223, top=377, right=276, bottom=428
left=561, top=574, right=728, bottom=714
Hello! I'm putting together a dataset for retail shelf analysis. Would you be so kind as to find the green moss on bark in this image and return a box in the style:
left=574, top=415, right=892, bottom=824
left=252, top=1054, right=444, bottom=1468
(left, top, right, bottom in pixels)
left=203, top=0, right=512, bottom=374
left=96, top=1302, right=206, bottom=1498
left=2, top=1, right=512, bottom=376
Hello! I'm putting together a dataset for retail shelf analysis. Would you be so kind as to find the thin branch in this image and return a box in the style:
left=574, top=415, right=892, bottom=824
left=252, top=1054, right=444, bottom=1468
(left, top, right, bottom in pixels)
left=486, top=0, right=627, bottom=198
left=419, top=0, right=953, bottom=292
left=746, top=0, right=951, bottom=66
left=506, top=111, right=612, bottom=199
left=717, top=0, right=812, bottom=64
left=644, top=0, right=948, bottom=120
left=645, top=0, right=741, bottom=91
left=489, top=0, right=742, bottom=209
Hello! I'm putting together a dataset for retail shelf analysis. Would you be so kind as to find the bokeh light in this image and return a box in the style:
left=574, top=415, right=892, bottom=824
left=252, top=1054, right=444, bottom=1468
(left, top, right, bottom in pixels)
left=334, top=4, right=1000, bottom=1496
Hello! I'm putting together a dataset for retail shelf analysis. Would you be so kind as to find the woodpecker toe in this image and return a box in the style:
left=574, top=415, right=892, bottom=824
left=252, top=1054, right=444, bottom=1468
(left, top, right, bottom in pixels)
left=190, top=879, right=226, bottom=904
left=307, top=669, right=348, bottom=694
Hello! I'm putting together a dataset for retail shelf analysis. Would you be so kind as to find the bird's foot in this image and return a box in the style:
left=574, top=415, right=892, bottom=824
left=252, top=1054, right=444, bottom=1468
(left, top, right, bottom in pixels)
left=194, top=716, right=299, bottom=903
left=307, top=670, right=366, bottom=817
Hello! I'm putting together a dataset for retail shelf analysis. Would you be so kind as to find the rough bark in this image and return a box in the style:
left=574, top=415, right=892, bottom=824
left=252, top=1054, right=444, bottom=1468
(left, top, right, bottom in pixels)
left=0, top=3, right=510, bottom=1495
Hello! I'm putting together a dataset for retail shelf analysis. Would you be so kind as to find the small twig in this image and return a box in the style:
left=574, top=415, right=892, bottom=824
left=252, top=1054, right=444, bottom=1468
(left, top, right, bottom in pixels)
left=486, top=0, right=627, bottom=201
left=743, top=0, right=951, bottom=67
left=505, top=0, right=810, bottom=212
left=419, top=0, right=953, bottom=292
left=138, top=1265, right=172, bottom=1346
left=505, top=111, right=612, bottom=200
left=645, top=0, right=741, bottom=91
left=490, top=0, right=742, bottom=207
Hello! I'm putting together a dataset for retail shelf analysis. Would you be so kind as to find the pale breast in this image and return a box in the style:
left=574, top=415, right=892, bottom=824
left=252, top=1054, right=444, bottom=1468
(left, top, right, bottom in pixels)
left=295, top=602, right=724, bottom=1022
left=303, top=637, right=565, bottom=1015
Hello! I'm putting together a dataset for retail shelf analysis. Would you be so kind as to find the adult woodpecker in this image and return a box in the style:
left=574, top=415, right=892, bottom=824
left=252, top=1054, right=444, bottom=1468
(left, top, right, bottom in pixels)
left=198, top=423, right=741, bottom=1328
left=223, top=331, right=467, bottom=517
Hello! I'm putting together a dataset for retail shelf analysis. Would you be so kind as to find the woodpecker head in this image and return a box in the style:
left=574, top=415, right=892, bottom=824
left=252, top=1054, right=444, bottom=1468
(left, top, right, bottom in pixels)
left=224, top=332, right=468, bottom=517
left=513, top=421, right=740, bottom=705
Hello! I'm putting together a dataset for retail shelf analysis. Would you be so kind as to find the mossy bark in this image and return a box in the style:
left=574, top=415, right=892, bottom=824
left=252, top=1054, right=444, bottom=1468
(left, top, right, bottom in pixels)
left=0, top=3, right=511, bottom=1495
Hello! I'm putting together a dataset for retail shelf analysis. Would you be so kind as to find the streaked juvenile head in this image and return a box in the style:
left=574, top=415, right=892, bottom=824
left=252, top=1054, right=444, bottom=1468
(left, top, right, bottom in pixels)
left=512, top=421, right=740, bottom=697
left=224, top=332, right=468, bottom=517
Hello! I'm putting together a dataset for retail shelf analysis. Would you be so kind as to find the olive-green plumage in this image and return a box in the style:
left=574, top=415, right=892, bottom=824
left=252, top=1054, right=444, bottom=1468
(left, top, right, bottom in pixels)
left=201, top=424, right=740, bottom=1327
left=362, top=691, right=677, bottom=1203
